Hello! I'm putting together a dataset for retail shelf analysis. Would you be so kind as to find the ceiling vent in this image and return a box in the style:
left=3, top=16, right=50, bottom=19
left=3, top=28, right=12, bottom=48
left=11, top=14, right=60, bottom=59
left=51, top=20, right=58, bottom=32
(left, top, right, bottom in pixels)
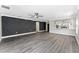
left=1, top=5, right=10, bottom=9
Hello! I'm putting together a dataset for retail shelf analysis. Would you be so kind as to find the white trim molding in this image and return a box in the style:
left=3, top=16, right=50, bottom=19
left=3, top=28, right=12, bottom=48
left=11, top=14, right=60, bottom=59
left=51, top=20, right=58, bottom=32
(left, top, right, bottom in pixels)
left=1, top=32, right=37, bottom=39
left=1, top=30, right=46, bottom=39
left=38, top=30, right=47, bottom=32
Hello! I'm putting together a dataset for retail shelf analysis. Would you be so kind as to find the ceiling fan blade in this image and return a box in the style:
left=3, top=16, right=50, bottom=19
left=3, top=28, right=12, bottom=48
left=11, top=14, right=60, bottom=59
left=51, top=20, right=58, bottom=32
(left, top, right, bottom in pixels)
left=28, top=12, right=43, bottom=19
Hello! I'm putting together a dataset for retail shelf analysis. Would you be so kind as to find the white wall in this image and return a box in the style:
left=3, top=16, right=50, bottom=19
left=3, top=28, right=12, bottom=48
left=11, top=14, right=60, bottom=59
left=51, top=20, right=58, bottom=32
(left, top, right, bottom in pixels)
left=75, top=10, right=79, bottom=45
left=49, top=21, right=56, bottom=33
left=75, top=18, right=79, bottom=45
left=69, top=19, right=76, bottom=30
left=36, top=22, right=40, bottom=32
left=46, top=22, right=48, bottom=31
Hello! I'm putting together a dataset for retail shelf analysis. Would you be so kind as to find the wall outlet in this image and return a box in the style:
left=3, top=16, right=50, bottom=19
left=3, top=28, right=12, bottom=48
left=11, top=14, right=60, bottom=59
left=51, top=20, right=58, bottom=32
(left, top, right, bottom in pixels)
left=16, top=32, right=18, bottom=33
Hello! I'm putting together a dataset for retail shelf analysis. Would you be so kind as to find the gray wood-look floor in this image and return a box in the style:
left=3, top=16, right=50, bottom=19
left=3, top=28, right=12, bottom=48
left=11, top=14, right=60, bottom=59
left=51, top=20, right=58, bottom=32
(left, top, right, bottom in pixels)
left=0, top=32, right=79, bottom=53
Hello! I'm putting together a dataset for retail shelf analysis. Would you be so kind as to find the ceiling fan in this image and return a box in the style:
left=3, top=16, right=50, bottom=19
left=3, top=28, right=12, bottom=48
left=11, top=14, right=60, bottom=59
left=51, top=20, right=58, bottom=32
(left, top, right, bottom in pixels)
left=28, top=12, right=43, bottom=19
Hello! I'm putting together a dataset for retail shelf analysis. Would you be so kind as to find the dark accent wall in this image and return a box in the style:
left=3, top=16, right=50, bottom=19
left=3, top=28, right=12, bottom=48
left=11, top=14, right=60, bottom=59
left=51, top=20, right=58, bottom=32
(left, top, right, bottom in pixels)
left=2, top=16, right=36, bottom=36
left=39, top=22, right=46, bottom=30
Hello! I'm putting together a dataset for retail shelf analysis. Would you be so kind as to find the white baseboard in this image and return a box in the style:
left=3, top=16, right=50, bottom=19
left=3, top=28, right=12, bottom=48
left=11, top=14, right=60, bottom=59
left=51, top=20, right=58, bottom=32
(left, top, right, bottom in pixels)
left=1, top=30, right=46, bottom=39
left=1, top=31, right=37, bottom=39
left=38, top=30, right=47, bottom=32
left=75, top=35, right=79, bottom=45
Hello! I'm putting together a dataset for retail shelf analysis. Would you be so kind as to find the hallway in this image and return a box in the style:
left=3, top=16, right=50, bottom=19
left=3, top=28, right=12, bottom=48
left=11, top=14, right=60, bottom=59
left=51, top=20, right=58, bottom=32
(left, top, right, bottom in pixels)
left=0, top=32, right=79, bottom=53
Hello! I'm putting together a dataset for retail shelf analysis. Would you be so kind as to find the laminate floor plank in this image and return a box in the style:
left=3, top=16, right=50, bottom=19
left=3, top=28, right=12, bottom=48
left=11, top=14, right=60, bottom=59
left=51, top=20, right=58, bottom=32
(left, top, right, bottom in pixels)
left=0, top=32, right=79, bottom=53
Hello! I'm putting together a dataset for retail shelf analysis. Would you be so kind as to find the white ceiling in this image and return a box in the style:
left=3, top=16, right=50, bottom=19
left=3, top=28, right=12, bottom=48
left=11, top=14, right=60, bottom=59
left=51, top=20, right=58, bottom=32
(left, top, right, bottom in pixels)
left=0, top=5, right=78, bottom=21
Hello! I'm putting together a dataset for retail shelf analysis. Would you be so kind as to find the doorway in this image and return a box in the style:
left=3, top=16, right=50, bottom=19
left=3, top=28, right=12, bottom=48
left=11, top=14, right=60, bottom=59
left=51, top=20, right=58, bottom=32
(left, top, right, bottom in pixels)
left=47, top=24, right=49, bottom=32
